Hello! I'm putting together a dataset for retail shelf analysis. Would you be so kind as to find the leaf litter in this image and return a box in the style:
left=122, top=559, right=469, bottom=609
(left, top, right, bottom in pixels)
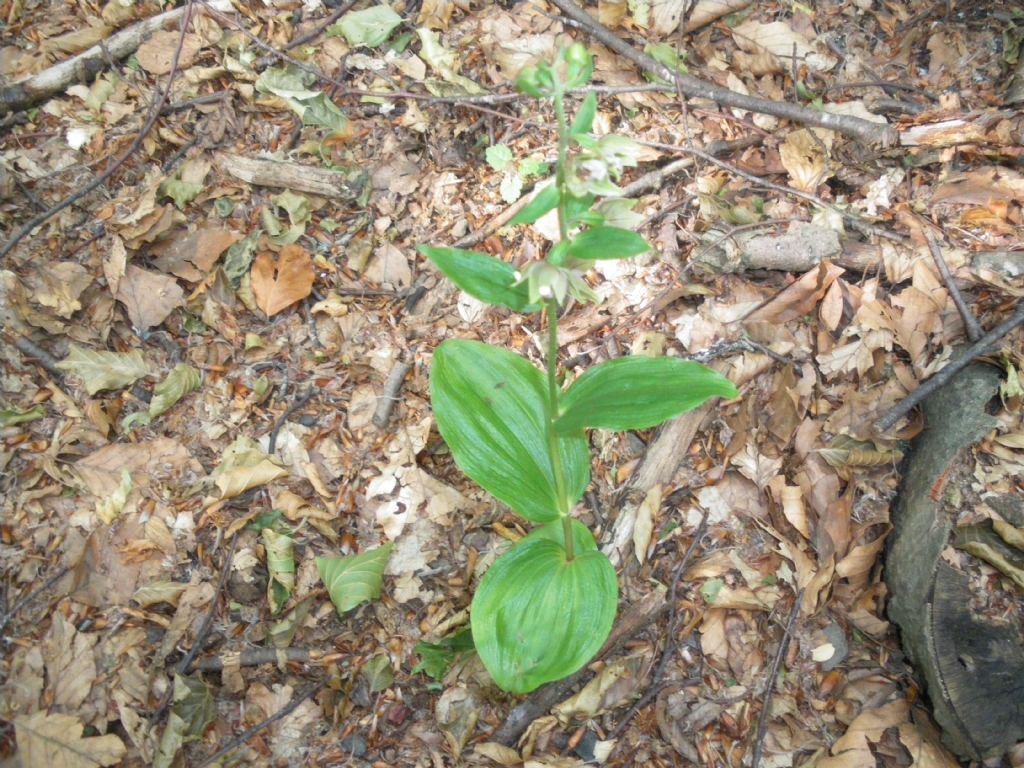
left=1, top=0, right=1023, bottom=766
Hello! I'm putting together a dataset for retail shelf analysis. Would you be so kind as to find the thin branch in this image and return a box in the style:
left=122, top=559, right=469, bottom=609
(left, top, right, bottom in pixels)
left=0, top=567, right=70, bottom=636
left=195, top=681, right=326, bottom=768
left=751, top=589, right=804, bottom=768
left=926, top=232, right=982, bottom=342
left=268, top=390, right=315, bottom=455
left=196, top=647, right=315, bottom=671
left=0, top=2, right=195, bottom=261
left=254, top=0, right=360, bottom=68
left=546, top=0, right=898, bottom=147
left=178, top=533, right=239, bottom=675
left=641, top=140, right=903, bottom=242
left=372, top=354, right=414, bottom=429
left=609, top=512, right=709, bottom=740
left=874, top=302, right=1024, bottom=432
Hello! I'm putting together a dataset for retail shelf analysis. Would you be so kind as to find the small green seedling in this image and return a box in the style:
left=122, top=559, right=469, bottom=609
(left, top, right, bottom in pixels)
left=418, top=45, right=738, bottom=694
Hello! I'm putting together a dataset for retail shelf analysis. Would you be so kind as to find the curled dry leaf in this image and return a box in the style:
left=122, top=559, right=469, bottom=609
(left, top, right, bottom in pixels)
left=251, top=244, right=315, bottom=318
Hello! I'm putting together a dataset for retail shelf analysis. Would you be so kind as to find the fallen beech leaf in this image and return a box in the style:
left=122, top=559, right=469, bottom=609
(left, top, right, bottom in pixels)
left=56, top=345, right=150, bottom=395
left=14, top=711, right=126, bottom=768
left=116, top=265, right=185, bottom=330
left=251, top=245, right=315, bottom=317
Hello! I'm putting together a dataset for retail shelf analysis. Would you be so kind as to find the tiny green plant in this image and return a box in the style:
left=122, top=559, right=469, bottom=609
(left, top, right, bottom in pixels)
left=417, top=44, right=738, bottom=694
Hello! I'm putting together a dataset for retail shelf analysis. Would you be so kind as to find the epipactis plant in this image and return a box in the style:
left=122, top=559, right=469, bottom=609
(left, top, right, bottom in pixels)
left=417, top=45, right=738, bottom=694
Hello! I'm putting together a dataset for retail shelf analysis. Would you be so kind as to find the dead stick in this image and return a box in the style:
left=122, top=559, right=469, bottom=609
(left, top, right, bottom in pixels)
left=609, top=512, right=709, bottom=740
left=926, top=232, right=982, bottom=342
left=547, top=0, right=897, bottom=147
left=751, top=589, right=803, bottom=768
left=0, top=3, right=195, bottom=260
left=874, top=302, right=1024, bottom=432
left=197, top=647, right=315, bottom=671
left=178, top=533, right=239, bottom=675
left=494, top=587, right=668, bottom=745
left=195, top=681, right=326, bottom=768
left=372, top=355, right=414, bottom=429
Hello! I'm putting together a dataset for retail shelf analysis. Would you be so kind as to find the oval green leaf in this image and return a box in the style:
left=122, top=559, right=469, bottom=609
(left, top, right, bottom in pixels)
left=509, top=184, right=560, bottom=226
left=317, top=543, right=393, bottom=617
left=472, top=532, right=617, bottom=693
left=555, top=357, right=738, bottom=434
left=567, top=226, right=650, bottom=261
left=570, top=92, right=598, bottom=136
left=432, top=340, right=589, bottom=522
left=418, top=245, right=538, bottom=312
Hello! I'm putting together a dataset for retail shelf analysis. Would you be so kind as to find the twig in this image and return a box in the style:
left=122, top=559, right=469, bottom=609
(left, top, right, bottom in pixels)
left=926, top=232, right=982, bottom=342
left=0, top=7, right=188, bottom=115
left=254, top=0, right=359, bottom=68
left=874, top=302, right=1024, bottom=432
left=372, top=354, right=414, bottom=429
left=195, top=681, right=326, bottom=768
left=162, top=89, right=230, bottom=113
left=196, top=647, right=316, bottom=671
left=178, top=533, right=239, bottom=675
left=268, top=390, right=315, bottom=455
left=751, top=589, right=804, bottom=768
left=494, top=587, right=668, bottom=745
left=0, top=566, right=70, bottom=636
left=10, top=334, right=65, bottom=380
left=546, top=0, right=898, bottom=147
left=609, top=512, right=709, bottom=740
left=641, top=140, right=903, bottom=242
left=0, top=2, right=195, bottom=261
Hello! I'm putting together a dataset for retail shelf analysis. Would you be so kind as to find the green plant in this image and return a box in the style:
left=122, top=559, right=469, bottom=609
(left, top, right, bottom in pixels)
left=417, top=45, right=738, bottom=694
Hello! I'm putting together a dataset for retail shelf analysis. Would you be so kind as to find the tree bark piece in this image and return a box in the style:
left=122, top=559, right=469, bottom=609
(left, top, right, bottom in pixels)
left=214, top=152, right=367, bottom=200
left=547, top=0, right=898, bottom=147
left=0, top=8, right=187, bottom=114
left=885, top=360, right=1024, bottom=761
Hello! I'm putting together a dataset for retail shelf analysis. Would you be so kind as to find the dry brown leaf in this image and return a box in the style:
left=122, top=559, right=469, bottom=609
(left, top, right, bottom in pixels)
left=136, top=29, right=202, bottom=74
left=779, top=128, right=833, bottom=192
left=24, top=261, right=93, bottom=318
left=14, top=711, right=125, bottom=768
left=365, top=242, right=412, bottom=289
left=836, top=526, right=891, bottom=583
left=44, top=614, right=98, bottom=710
left=633, top=484, right=660, bottom=565
left=251, top=245, right=315, bottom=318
left=744, top=261, right=845, bottom=325
left=116, top=264, right=185, bottom=330
left=151, top=225, right=242, bottom=281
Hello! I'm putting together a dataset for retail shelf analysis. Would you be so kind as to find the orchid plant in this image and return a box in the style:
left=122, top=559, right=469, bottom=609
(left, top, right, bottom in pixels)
left=418, top=45, right=737, bottom=694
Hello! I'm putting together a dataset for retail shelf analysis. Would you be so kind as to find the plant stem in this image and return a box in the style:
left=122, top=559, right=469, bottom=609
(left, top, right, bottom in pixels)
left=553, top=91, right=571, bottom=243
left=544, top=298, right=574, bottom=561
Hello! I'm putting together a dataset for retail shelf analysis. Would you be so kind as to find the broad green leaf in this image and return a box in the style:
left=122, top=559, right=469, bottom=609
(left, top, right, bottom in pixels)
left=361, top=654, right=394, bottom=693
left=317, top=543, right=393, bottom=616
left=485, top=144, right=514, bottom=171
left=556, top=357, right=738, bottom=434
left=509, top=184, right=559, bottom=226
left=413, top=628, right=474, bottom=680
left=418, top=246, right=538, bottom=313
left=262, top=528, right=295, bottom=614
left=256, top=64, right=318, bottom=100
left=570, top=92, right=598, bottom=136
left=562, top=192, right=596, bottom=227
left=300, top=92, right=350, bottom=132
left=338, top=5, right=402, bottom=48
left=149, top=363, right=201, bottom=419
left=159, top=178, right=202, bottom=209
left=522, top=517, right=598, bottom=554
left=154, top=674, right=215, bottom=768
left=0, top=405, right=45, bottom=428
left=471, top=530, right=617, bottom=693
left=567, top=226, right=650, bottom=261
left=56, top=344, right=150, bottom=395
left=431, top=340, right=588, bottom=523
left=14, top=711, right=125, bottom=768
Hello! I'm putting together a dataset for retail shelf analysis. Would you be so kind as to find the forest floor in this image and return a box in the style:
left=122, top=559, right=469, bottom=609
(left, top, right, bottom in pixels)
left=1, top=0, right=1023, bottom=766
